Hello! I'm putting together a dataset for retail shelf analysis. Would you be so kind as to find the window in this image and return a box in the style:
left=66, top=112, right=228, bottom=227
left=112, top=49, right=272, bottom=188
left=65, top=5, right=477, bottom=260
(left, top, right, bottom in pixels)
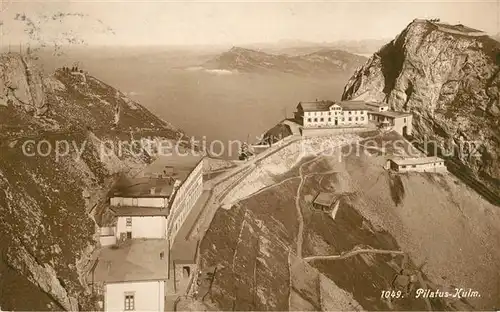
left=307, top=118, right=312, bottom=122
left=348, top=117, right=352, bottom=121
left=328, top=118, right=331, bottom=122
left=314, top=118, right=318, bottom=122
left=401, top=165, right=407, bottom=169
left=342, top=118, right=345, bottom=121
left=360, top=117, right=365, bottom=121
left=126, top=232, right=132, bottom=239
left=404, top=118, right=407, bottom=123
left=328, top=112, right=331, bottom=115
left=320, top=118, right=324, bottom=122
left=355, top=117, right=358, bottom=121
left=126, top=217, right=132, bottom=227
left=348, top=111, right=352, bottom=115
left=124, top=293, right=135, bottom=310
left=412, top=165, right=417, bottom=168
left=183, top=266, right=191, bottom=278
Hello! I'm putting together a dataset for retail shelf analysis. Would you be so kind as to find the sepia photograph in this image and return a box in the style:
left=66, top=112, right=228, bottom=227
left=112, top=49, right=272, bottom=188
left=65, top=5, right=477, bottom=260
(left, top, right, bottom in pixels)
left=0, top=0, right=499, bottom=311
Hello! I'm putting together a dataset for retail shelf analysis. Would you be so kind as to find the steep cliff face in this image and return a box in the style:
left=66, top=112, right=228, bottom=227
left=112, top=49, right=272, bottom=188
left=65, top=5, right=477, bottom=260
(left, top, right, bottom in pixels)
left=0, top=54, right=47, bottom=115
left=0, top=53, right=182, bottom=311
left=342, top=19, right=500, bottom=196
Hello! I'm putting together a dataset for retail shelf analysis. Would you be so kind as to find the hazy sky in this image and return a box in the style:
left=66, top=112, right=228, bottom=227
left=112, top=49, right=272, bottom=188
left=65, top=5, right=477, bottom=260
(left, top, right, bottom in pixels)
left=1, top=0, right=499, bottom=47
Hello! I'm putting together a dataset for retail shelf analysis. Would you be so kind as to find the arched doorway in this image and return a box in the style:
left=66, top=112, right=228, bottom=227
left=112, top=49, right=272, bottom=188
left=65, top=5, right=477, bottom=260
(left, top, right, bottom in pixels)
left=402, top=126, right=408, bottom=136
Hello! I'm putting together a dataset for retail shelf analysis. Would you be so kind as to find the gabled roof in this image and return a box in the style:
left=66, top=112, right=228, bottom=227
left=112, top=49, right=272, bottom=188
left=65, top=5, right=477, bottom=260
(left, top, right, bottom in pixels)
left=112, top=155, right=203, bottom=198
left=298, top=100, right=379, bottom=112
left=313, top=192, right=337, bottom=207
left=365, top=101, right=389, bottom=108
left=390, top=157, right=444, bottom=166
left=93, top=239, right=169, bottom=283
left=337, top=100, right=371, bottom=111
left=297, top=101, right=334, bottom=112
left=170, top=240, right=198, bottom=265
left=370, top=110, right=412, bottom=118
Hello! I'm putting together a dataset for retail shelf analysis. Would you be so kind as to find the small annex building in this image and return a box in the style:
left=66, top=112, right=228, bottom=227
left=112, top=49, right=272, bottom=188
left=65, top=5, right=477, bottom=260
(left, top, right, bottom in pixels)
left=313, top=192, right=338, bottom=211
left=386, top=157, right=447, bottom=173
left=106, top=155, right=204, bottom=244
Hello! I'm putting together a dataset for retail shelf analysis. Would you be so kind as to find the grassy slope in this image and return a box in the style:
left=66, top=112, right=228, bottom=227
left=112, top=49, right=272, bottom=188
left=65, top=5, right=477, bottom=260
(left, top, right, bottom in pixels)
left=199, top=178, right=299, bottom=310
left=0, top=134, right=102, bottom=310
left=342, top=145, right=500, bottom=309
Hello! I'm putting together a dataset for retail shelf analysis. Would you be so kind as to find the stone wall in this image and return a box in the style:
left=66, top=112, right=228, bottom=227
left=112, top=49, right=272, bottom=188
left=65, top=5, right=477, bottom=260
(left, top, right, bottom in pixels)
left=301, top=127, right=370, bottom=137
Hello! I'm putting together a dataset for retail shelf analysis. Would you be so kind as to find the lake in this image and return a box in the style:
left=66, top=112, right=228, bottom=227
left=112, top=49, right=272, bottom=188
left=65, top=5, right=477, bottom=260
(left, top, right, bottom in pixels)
left=38, top=47, right=352, bottom=158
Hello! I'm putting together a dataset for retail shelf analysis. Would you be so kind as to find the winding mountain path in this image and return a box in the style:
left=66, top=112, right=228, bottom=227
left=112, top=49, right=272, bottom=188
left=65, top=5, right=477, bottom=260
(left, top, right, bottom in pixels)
left=303, top=246, right=405, bottom=262
left=294, top=155, right=330, bottom=257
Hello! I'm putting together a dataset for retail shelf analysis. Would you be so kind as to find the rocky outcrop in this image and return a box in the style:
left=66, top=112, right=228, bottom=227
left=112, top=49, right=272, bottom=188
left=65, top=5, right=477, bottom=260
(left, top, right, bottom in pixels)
left=342, top=19, right=500, bottom=196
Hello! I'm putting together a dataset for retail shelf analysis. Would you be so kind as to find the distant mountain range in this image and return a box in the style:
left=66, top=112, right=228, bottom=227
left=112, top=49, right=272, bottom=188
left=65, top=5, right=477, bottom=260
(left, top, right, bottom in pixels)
left=200, top=46, right=368, bottom=75
left=247, top=38, right=390, bottom=55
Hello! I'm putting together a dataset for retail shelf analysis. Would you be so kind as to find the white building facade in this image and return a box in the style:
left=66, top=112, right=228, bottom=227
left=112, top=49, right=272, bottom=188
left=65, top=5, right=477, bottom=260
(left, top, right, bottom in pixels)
left=96, top=156, right=205, bottom=312
left=297, top=101, right=371, bottom=128
left=166, top=159, right=203, bottom=245
left=104, top=281, right=165, bottom=312
left=115, top=215, right=167, bottom=239
left=387, top=157, right=446, bottom=172
left=295, top=100, right=413, bottom=136
left=107, top=157, right=204, bottom=244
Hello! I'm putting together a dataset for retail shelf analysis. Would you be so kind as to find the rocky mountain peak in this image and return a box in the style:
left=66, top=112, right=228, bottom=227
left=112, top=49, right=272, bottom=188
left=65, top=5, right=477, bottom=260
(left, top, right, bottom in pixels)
left=342, top=19, right=500, bottom=198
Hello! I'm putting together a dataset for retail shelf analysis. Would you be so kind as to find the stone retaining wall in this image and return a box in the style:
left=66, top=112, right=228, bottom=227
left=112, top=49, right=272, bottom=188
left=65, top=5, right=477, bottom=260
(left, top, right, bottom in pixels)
left=302, top=127, right=369, bottom=137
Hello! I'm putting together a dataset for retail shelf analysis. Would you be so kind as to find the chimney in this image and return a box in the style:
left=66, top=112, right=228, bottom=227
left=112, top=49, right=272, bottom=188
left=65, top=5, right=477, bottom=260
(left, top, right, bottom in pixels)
left=150, top=187, right=156, bottom=195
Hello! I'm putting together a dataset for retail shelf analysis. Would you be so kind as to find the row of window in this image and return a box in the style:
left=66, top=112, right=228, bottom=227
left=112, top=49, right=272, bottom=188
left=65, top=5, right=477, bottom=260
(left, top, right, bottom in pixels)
left=306, top=110, right=366, bottom=116
left=400, top=165, right=417, bottom=169
left=307, top=116, right=365, bottom=123
left=400, top=162, right=443, bottom=169
left=347, top=110, right=365, bottom=115
left=172, top=178, right=202, bottom=236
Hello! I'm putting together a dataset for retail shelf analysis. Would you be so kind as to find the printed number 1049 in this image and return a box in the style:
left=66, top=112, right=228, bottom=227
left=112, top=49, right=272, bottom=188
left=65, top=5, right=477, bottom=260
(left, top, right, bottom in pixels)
left=381, top=290, right=403, bottom=299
